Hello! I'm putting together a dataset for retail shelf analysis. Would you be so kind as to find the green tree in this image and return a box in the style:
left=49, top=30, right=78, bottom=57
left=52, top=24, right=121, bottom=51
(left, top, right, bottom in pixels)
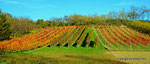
left=0, top=12, right=11, bottom=41
left=37, top=19, right=46, bottom=28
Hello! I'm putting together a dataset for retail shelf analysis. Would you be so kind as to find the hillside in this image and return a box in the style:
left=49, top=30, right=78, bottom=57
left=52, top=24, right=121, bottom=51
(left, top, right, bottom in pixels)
left=0, top=25, right=150, bottom=53
left=0, top=25, right=150, bottom=64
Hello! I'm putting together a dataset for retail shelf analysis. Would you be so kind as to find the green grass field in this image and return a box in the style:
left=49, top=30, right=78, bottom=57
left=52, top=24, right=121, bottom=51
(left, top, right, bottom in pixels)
left=0, top=46, right=127, bottom=64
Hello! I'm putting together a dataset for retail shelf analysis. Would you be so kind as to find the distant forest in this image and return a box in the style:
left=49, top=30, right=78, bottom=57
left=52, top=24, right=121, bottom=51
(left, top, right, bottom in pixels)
left=0, top=6, right=150, bottom=41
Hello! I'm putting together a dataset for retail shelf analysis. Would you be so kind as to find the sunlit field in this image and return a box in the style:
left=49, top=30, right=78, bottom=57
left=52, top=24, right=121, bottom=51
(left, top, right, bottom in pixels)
left=0, top=25, right=150, bottom=64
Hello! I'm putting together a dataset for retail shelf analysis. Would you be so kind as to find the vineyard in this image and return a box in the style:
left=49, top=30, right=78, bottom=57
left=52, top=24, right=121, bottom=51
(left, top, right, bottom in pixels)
left=95, top=25, right=150, bottom=50
left=0, top=25, right=150, bottom=54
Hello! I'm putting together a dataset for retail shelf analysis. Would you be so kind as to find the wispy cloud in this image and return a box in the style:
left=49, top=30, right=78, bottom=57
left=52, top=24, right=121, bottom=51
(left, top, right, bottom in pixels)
left=114, top=2, right=134, bottom=6
left=0, top=0, right=19, bottom=4
left=0, top=0, right=59, bottom=9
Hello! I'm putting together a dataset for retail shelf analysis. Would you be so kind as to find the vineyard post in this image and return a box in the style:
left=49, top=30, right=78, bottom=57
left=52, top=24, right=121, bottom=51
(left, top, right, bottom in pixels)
left=148, top=43, right=149, bottom=50
left=92, top=25, right=110, bottom=50
left=130, top=43, right=132, bottom=51
left=139, top=43, right=141, bottom=50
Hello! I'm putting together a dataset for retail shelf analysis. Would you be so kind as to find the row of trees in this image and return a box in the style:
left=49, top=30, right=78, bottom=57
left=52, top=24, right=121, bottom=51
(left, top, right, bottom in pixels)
left=126, top=21, right=150, bottom=34
left=37, top=6, right=150, bottom=34
left=0, top=10, right=39, bottom=41
left=0, top=10, right=11, bottom=41
left=0, top=10, right=68, bottom=41
left=37, top=6, right=150, bottom=27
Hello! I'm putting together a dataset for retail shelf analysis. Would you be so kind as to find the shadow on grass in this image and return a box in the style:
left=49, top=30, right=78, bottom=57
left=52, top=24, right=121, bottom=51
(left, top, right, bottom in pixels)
left=64, top=43, right=68, bottom=47
left=73, top=28, right=85, bottom=47
left=89, top=41, right=94, bottom=47
left=81, top=33, right=89, bottom=47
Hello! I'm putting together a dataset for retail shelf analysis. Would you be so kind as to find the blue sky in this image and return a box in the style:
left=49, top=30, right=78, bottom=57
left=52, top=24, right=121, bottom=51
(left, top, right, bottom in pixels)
left=0, top=0, right=150, bottom=21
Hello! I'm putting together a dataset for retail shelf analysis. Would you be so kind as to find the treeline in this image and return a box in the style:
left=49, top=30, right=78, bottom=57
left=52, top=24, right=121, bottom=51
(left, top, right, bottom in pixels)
left=0, top=9, right=68, bottom=41
left=38, top=6, right=150, bottom=34
left=0, top=6, right=150, bottom=41
left=39, top=6, right=150, bottom=26
left=0, top=10, right=36, bottom=41
left=126, top=21, right=150, bottom=35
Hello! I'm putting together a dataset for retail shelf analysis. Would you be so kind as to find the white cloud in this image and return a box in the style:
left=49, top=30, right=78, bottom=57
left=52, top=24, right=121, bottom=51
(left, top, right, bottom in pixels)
left=7, top=1, right=19, bottom=4
left=0, top=0, right=19, bottom=4
left=0, top=0, right=59, bottom=9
